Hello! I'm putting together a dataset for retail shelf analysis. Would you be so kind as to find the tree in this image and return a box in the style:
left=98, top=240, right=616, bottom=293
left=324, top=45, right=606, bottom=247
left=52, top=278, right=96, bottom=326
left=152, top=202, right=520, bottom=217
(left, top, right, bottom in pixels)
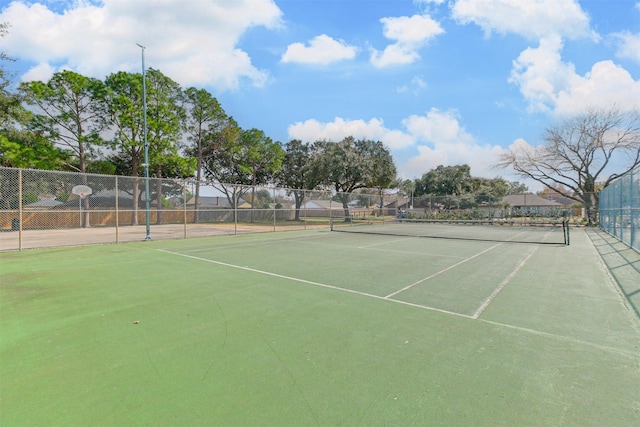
left=104, top=71, right=146, bottom=225
left=19, top=70, right=108, bottom=174
left=239, top=128, right=284, bottom=221
left=277, top=140, right=324, bottom=220
left=314, top=136, right=396, bottom=218
left=183, top=87, right=230, bottom=222
left=0, top=132, right=70, bottom=169
left=415, top=164, right=472, bottom=197
left=498, top=108, right=640, bottom=225
left=367, top=138, right=398, bottom=214
left=19, top=70, right=109, bottom=227
left=468, top=177, right=509, bottom=198
left=201, top=125, right=284, bottom=211
left=200, top=118, right=243, bottom=205
left=144, top=69, right=193, bottom=224
left=507, top=181, right=528, bottom=194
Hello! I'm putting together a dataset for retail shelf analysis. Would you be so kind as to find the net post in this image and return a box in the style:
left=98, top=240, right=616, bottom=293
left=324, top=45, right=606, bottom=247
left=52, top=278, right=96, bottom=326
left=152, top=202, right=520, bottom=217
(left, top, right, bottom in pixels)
left=564, top=220, right=570, bottom=245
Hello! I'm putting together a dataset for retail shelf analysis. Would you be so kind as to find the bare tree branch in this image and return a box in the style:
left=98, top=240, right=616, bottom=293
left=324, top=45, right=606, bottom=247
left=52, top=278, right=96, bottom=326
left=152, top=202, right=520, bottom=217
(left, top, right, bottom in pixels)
left=497, top=107, right=640, bottom=225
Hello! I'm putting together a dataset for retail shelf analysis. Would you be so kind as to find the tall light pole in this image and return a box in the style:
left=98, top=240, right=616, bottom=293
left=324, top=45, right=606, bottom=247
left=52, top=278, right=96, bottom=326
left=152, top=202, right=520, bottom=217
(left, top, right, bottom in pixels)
left=136, top=43, right=151, bottom=240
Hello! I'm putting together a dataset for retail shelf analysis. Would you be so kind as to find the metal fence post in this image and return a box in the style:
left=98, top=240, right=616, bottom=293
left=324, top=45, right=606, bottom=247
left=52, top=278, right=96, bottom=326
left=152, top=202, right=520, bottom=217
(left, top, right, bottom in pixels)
left=631, top=168, right=636, bottom=249
left=18, top=169, right=23, bottom=251
left=115, top=176, right=119, bottom=243
left=183, top=183, right=188, bottom=239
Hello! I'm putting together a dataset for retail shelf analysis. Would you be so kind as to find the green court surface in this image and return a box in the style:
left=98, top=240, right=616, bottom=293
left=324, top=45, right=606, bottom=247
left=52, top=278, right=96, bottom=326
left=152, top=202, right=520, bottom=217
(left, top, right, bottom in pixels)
left=1, top=227, right=639, bottom=426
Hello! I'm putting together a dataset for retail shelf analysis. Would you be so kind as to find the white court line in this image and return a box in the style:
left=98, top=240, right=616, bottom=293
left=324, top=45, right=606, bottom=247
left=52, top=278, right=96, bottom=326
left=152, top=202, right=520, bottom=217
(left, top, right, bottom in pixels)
left=384, top=243, right=503, bottom=299
left=157, top=249, right=474, bottom=319
left=478, top=318, right=638, bottom=358
left=157, top=249, right=636, bottom=356
left=175, top=232, right=335, bottom=253
left=298, top=238, right=466, bottom=259
left=358, top=246, right=466, bottom=259
left=471, top=246, right=539, bottom=319
left=357, top=236, right=416, bottom=248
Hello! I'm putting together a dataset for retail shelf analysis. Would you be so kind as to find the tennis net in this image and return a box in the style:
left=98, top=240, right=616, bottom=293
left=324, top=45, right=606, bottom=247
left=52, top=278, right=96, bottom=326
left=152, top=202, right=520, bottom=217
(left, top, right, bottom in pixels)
left=330, top=216, right=570, bottom=245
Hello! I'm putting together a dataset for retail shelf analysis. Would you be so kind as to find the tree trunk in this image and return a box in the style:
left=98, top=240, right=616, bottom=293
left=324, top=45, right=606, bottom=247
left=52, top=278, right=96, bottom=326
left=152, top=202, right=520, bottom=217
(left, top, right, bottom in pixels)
left=339, top=194, right=350, bottom=221
left=294, top=191, right=305, bottom=221
left=79, top=151, right=91, bottom=228
left=82, top=196, right=91, bottom=228
left=194, top=180, right=200, bottom=224
left=194, top=138, right=202, bottom=224
left=132, top=177, right=139, bottom=226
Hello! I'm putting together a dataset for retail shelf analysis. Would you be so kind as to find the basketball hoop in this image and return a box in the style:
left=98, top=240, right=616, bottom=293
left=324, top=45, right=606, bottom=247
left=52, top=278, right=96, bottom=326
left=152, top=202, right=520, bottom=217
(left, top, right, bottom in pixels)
left=72, top=185, right=93, bottom=228
left=72, top=185, right=93, bottom=198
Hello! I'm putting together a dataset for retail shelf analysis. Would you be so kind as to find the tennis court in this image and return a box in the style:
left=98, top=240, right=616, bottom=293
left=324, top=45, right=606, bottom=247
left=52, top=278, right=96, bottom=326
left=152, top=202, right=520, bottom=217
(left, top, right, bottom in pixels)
left=1, top=225, right=639, bottom=426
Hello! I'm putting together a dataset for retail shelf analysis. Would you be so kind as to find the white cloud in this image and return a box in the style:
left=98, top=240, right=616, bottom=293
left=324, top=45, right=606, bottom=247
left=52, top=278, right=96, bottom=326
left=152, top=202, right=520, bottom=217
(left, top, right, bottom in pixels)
left=380, top=14, right=444, bottom=45
left=451, top=0, right=598, bottom=41
left=612, top=31, right=640, bottom=63
left=397, top=76, right=427, bottom=94
left=0, top=0, right=282, bottom=90
left=287, top=109, right=505, bottom=180
left=281, top=34, right=357, bottom=65
left=20, top=62, right=57, bottom=83
left=288, top=117, right=414, bottom=150
left=370, top=14, right=444, bottom=68
left=555, top=61, right=640, bottom=115
left=401, top=108, right=502, bottom=178
left=404, top=142, right=506, bottom=180
left=508, top=36, right=577, bottom=112
left=403, top=108, right=474, bottom=145
left=371, top=44, right=420, bottom=68
left=509, top=36, right=640, bottom=115
left=451, top=0, right=638, bottom=124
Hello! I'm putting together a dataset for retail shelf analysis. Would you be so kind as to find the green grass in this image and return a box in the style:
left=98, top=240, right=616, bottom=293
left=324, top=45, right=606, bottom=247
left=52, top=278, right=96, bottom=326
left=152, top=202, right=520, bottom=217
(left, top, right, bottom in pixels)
left=1, top=229, right=639, bottom=426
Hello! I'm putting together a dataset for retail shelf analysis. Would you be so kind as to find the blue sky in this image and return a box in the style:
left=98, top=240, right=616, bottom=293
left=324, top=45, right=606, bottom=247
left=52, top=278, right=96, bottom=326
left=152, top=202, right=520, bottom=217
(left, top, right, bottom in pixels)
left=1, top=0, right=639, bottom=188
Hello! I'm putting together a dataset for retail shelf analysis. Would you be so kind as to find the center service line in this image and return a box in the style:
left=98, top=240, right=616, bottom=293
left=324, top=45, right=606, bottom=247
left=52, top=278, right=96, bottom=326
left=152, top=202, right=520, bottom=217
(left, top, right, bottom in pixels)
left=384, top=243, right=503, bottom=299
left=471, top=246, right=539, bottom=319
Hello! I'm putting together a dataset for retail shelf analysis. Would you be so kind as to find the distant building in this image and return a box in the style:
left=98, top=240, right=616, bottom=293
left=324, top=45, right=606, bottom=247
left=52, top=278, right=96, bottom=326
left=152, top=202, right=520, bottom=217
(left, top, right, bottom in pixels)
left=301, top=200, right=342, bottom=210
left=503, top=194, right=563, bottom=208
left=502, top=193, right=567, bottom=216
left=186, top=196, right=250, bottom=209
left=24, top=197, right=63, bottom=208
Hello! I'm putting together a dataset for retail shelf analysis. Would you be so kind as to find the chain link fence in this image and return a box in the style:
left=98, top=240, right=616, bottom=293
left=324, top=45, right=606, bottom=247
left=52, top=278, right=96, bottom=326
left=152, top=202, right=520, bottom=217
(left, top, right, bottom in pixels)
left=599, top=166, right=640, bottom=251
left=0, top=167, right=346, bottom=250
left=1, top=167, right=585, bottom=250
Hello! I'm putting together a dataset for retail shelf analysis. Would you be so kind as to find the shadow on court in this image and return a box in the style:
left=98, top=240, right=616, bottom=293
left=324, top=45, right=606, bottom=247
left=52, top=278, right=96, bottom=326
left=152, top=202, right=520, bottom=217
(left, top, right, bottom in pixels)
left=587, top=227, right=640, bottom=319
